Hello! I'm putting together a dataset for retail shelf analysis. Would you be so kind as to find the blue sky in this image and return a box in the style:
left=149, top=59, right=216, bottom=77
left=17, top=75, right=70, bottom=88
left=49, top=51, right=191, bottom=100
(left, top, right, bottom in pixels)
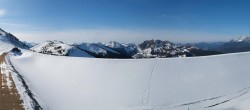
left=0, top=0, right=250, bottom=43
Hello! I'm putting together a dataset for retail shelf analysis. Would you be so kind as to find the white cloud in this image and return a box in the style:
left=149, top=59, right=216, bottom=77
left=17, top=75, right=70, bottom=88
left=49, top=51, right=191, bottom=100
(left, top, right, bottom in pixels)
left=12, top=29, right=232, bottom=44
left=0, top=9, right=7, bottom=17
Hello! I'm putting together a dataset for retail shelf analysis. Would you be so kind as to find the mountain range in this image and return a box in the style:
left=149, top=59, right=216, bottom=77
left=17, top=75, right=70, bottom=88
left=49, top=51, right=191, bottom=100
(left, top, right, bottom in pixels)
left=1, top=28, right=250, bottom=59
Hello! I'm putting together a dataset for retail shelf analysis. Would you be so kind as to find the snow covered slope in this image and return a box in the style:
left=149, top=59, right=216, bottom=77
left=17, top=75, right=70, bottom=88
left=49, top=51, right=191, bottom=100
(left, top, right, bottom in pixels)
left=0, top=40, right=14, bottom=54
left=0, top=28, right=29, bottom=49
left=74, top=43, right=127, bottom=58
left=31, top=41, right=93, bottom=57
left=105, top=41, right=138, bottom=56
left=9, top=51, right=250, bottom=110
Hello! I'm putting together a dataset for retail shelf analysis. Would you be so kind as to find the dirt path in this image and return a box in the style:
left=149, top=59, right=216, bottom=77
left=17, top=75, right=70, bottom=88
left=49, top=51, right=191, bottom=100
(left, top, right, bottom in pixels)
left=0, top=53, right=24, bottom=110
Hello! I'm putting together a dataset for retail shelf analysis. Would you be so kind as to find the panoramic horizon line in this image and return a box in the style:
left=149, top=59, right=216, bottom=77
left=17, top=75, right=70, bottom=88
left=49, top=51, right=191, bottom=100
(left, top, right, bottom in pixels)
left=0, top=27, right=237, bottom=44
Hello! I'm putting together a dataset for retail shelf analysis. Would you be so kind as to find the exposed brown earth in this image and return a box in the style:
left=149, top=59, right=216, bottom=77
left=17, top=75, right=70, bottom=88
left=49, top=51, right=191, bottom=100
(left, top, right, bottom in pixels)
left=0, top=53, right=24, bottom=110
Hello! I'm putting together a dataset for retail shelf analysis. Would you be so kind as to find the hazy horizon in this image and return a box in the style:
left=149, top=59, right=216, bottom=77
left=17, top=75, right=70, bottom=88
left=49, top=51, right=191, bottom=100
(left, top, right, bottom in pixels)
left=1, top=0, right=250, bottom=43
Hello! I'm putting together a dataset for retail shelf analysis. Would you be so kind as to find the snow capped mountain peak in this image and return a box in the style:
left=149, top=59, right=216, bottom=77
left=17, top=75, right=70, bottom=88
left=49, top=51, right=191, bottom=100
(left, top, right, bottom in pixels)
left=0, top=28, right=10, bottom=40
left=136, top=39, right=180, bottom=58
left=139, top=39, right=173, bottom=50
left=105, top=41, right=125, bottom=48
left=74, top=43, right=108, bottom=55
left=0, top=28, right=7, bottom=36
left=231, top=36, right=250, bottom=43
left=44, top=40, right=64, bottom=44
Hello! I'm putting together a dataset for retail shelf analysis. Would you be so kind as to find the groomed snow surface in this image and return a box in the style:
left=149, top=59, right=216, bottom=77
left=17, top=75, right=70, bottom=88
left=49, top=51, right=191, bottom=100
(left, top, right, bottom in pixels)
left=8, top=50, right=250, bottom=110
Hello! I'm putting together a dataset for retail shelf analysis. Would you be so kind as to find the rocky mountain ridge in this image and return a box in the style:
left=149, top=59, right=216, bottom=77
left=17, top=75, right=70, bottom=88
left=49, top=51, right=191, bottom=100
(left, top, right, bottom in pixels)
left=0, top=28, right=30, bottom=49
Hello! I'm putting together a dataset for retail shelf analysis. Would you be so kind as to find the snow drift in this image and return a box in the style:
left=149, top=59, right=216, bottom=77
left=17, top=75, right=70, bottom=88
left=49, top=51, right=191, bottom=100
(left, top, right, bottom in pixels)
left=8, top=50, right=250, bottom=110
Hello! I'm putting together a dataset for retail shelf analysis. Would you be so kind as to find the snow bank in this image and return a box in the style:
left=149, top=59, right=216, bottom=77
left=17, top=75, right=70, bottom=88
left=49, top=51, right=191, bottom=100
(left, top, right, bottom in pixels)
left=9, top=51, right=250, bottom=110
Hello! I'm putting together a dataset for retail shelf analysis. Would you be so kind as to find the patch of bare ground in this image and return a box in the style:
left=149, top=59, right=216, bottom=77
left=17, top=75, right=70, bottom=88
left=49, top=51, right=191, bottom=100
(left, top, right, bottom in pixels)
left=0, top=53, right=24, bottom=110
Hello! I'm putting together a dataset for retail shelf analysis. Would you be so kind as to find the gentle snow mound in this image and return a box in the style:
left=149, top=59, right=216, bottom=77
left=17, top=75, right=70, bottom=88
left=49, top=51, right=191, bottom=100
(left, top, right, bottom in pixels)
left=9, top=51, right=250, bottom=110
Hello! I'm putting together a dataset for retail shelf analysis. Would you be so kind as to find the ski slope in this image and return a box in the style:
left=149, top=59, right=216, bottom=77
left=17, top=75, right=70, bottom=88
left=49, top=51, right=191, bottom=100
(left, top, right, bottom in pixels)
left=8, top=50, right=250, bottom=110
